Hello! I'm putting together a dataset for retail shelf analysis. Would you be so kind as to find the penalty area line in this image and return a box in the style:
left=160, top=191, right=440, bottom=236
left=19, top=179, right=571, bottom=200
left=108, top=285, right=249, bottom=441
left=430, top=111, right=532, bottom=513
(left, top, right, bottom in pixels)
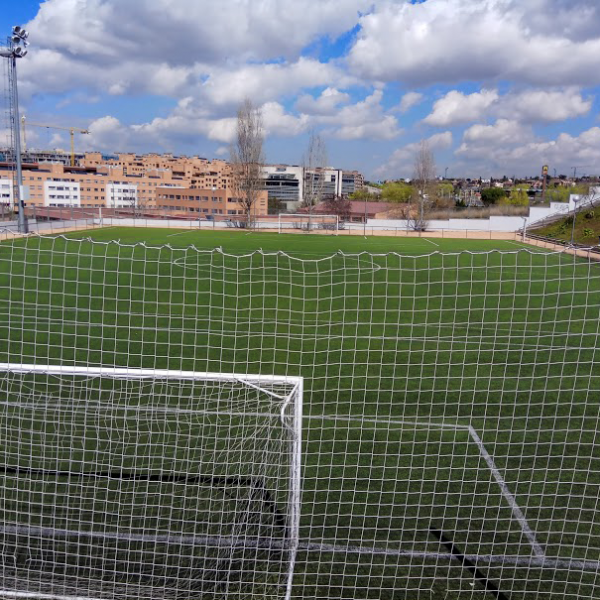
left=468, top=425, right=546, bottom=559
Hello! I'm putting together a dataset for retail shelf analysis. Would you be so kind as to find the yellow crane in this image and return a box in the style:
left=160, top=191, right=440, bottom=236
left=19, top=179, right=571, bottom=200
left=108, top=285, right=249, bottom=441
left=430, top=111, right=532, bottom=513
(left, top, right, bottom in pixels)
left=21, top=116, right=90, bottom=167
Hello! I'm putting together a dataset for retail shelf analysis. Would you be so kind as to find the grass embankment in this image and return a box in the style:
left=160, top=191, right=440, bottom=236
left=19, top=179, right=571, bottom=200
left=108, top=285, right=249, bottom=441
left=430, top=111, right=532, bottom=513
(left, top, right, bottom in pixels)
left=533, top=207, right=600, bottom=245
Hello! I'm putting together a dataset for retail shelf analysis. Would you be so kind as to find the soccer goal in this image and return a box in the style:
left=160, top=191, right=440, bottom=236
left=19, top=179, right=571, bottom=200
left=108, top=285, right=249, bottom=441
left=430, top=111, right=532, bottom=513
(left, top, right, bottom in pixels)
left=0, top=364, right=302, bottom=600
left=277, top=213, right=339, bottom=233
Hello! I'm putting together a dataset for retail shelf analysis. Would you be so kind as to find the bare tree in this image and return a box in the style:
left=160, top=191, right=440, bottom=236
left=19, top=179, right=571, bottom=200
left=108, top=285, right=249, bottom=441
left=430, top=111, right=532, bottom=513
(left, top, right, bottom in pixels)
left=230, top=98, right=265, bottom=227
left=324, top=195, right=351, bottom=222
left=302, top=130, right=328, bottom=210
left=410, top=140, right=436, bottom=231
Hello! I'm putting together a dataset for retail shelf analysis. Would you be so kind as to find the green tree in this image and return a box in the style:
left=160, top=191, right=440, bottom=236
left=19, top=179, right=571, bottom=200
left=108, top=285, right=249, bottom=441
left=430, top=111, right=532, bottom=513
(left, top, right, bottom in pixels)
left=437, top=182, right=454, bottom=198
left=502, top=188, right=529, bottom=206
left=381, top=181, right=412, bottom=203
left=349, top=188, right=375, bottom=201
left=480, top=187, right=507, bottom=205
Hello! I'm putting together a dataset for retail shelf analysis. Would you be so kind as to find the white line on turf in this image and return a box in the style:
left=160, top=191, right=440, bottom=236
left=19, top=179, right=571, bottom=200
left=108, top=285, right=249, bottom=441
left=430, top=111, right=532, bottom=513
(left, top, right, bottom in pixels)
left=468, top=425, right=546, bottom=558
left=422, top=237, right=440, bottom=247
left=0, top=525, right=594, bottom=573
left=166, top=230, right=196, bottom=237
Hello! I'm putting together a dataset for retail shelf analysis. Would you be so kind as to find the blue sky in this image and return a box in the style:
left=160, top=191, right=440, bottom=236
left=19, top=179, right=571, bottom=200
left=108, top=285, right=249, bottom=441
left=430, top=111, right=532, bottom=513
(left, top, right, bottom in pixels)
left=4, top=0, right=600, bottom=180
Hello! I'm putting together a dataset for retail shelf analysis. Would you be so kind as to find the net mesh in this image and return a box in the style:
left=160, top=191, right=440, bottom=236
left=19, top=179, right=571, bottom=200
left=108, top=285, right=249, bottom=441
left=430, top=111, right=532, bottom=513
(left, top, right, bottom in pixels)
left=0, top=370, right=301, bottom=600
left=0, top=235, right=599, bottom=600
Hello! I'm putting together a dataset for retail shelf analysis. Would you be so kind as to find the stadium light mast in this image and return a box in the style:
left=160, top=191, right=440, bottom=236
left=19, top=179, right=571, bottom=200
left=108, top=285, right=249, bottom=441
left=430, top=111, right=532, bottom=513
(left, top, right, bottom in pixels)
left=0, top=26, right=29, bottom=233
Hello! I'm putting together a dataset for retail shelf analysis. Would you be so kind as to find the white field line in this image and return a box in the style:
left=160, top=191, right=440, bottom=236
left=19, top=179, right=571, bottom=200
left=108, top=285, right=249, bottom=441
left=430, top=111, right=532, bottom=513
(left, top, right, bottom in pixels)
left=305, top=413, right=468, bottom=431
left=166, top=229, right=196, bottom=237
left=0, top=314, right=588, bottom=352
left=315, top=416, right=547, bottom=561
left=505, top=240, right=550, bottom=253
left=298, top=542, right=600, bottom=572
left=468, top=425, right=546, bottom=559
left=422, top=237, right=440, bottom=247
left=0, top=592, right=96, bottom=600
left=0, top=524, right=596, bottom=573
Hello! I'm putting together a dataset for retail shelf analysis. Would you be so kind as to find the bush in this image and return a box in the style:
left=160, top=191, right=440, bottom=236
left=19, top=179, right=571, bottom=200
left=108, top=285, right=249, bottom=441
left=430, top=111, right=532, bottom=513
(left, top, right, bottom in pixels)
left=585, top=210, right=595, bottom=219
left=480, top=187, right=508, bottom=205
left=583, top=228, right=595, bottom=238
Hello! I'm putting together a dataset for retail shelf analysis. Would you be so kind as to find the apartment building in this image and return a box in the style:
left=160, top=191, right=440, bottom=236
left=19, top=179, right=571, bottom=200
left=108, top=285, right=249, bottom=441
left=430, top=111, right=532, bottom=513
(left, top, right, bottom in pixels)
left=155, top=187, right=268, bottom=217
left=0, top=162, right=187, bottom=209
left=81, top=153, right=232, bottom=190
left=0, top=152, right=362, bottom=217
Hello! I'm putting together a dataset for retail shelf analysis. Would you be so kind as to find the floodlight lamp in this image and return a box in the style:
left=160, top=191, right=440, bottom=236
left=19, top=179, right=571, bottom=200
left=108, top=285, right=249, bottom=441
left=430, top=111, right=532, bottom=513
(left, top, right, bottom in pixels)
left=12, top=26, right=28, bottom=40
left=14, top=47, right=28, bottom=58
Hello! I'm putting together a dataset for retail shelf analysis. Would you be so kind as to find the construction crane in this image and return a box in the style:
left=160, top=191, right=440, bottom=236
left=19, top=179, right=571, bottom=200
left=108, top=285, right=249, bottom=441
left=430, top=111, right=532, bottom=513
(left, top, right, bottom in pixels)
left=21, top=116, right=90, bottom=167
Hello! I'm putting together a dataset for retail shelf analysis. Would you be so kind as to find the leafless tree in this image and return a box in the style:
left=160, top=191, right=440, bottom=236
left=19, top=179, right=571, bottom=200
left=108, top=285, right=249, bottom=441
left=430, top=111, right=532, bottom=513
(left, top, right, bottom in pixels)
left=409, top=140, right=436, bottom=231
left=302, top=130, right=328, bottom=211
left=324, top=195, right=352, bottom=222
left=229, top=98, right=265, bottom=227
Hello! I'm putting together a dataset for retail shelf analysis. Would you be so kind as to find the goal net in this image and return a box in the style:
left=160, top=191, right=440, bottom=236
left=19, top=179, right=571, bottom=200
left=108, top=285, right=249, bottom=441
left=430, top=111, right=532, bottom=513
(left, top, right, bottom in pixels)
left=0, top=365, right=302, bottom=600
left=0, top=235, right=599, bottom=600
left=277, top=213, right=339, bottom=232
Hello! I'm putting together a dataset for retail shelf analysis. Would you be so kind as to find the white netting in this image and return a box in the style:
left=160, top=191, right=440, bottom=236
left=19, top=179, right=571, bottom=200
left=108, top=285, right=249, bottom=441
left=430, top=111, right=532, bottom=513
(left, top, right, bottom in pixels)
left=0, top=235, right=599, bottom=600
left=0, top=367, right=301, bottom=600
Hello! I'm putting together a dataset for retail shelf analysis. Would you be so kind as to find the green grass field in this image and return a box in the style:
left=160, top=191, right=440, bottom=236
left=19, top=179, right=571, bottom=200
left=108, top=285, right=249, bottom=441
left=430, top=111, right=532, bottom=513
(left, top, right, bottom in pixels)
left=0, top=227, right=599, bottom=600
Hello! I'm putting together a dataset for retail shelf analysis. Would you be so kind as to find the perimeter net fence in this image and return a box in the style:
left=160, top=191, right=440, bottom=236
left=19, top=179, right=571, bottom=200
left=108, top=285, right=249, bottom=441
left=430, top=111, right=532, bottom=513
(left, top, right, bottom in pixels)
left=0, top=235, right=598, bottom=600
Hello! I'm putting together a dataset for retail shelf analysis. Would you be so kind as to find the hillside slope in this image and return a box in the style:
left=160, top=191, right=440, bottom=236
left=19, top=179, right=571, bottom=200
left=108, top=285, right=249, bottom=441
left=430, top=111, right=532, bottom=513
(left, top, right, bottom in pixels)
left=532, top=207, right=600, bottom=245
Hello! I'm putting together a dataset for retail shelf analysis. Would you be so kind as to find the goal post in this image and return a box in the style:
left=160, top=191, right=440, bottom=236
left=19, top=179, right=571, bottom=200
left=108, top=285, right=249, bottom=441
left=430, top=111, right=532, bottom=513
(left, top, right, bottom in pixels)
left=277, top=213, right=339, bottom=234
left=0, top=364, right=302, bottom=600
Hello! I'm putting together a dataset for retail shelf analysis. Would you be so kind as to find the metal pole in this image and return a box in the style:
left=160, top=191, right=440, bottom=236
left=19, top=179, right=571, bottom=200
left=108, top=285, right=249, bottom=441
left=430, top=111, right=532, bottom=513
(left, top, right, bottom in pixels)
left=570, top=199, right=578, bottom=245
left=420, top=192, right=424, bottom=235
left=8, top=48, right=28, bottom=233
left=363, top=200, right=367, bottom=236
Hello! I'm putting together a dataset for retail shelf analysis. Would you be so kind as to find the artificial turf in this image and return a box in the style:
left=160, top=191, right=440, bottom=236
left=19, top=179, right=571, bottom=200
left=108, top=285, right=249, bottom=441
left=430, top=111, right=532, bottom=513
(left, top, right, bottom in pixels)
left=0, top=227, right=598, bottom=600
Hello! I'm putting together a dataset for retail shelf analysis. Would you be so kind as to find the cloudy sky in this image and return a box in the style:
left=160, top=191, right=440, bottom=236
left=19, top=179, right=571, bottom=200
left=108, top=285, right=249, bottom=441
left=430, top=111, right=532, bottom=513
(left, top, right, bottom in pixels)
left=4, top=0, right=600, bottom=180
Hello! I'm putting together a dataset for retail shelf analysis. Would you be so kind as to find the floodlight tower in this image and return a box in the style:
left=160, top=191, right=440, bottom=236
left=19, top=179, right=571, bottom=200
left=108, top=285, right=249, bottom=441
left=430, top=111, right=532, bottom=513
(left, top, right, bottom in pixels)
left=0, top=26, right=29, bottom=233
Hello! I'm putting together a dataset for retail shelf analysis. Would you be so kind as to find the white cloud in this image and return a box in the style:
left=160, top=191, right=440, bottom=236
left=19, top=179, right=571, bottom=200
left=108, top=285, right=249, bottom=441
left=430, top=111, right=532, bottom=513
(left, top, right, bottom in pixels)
left=456, top=123, right=600, bottom=175
left=423, top=88, right=592, bottom=127
left=317, top=90, right=403, bottom=140
left=496, top=89, right=592, bottom=122
left=376, top=132, right=453, bottom=177
left=349, top=0, right=600, bottom=86
left=201, top=59, right=355, bottom=109
left=262, top=102, right=310, bottom=137
left=461, top=119, right=531, bottom=146
left=21, top=0, right=367, bottom=102
left=295, top=88, right=351, bottom=116
left=395, top=92, right=425, bottom=114
left=423, top=90, right=498, bottom=127
left=29, top=0, right=372, bottom=66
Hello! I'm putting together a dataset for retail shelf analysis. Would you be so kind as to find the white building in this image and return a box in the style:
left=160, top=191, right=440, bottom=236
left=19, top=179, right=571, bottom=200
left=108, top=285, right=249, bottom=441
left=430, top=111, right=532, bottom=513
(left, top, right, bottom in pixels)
left=106, top=183, right=138, bottom=208
left=44, top=180, right=81, bottom=207
left=0, top=178, right=14, bottom=205
left=262, top=165, right=304, bottom=212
